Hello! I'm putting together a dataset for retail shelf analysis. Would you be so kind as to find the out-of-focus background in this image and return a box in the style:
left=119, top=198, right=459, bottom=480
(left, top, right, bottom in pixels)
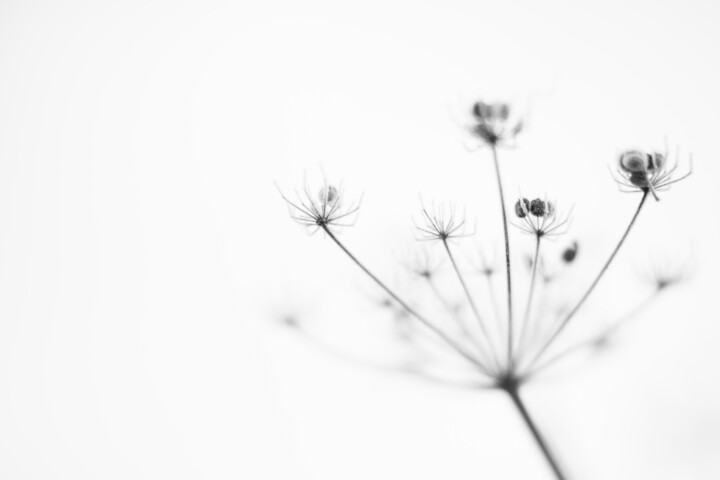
left=0, top=0, right=718, bottom=478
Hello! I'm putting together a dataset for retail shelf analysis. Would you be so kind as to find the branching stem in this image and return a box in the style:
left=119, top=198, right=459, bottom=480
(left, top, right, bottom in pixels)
left=527, top=191, right=649, bottom=369
left=442, top=239, right=500, bottom=370
left=321, top=225, right=492, bottom=374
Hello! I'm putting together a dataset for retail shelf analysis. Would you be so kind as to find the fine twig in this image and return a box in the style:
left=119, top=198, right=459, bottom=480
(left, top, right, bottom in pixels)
left=321, top=225, right=493, bottom=375
left=526, top=191, right=649, bottom=369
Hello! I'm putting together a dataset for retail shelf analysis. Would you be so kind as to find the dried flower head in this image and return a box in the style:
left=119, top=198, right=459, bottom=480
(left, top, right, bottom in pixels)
left=415, top=203, right=470, bottom=241
left=400, top=248, right=444, bottom=279
left=512, top=197, right=571, bottom=237
left=613, top=148, right=692, bottom=201
left=469, top=101, right=523, bottom=147
left=279, top=100, right=694, bottom=480
left=640, top=255, right=693, bottom=291
left=278, top=180, right=361, bottom=234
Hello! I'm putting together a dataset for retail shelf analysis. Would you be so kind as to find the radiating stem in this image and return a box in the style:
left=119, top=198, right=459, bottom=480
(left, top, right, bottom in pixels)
left=491, top=145, right=514, bottom=368
left=442, top=239, right=500, bottom=371
left=425, top=276, right=486, bottom=355
left=526, top=289, right=660, bottom=377
left=527, top=191, right=649, bottom=369
left=506, top=386, right=568, bottom=480
left=321, top=225, right=492, bottom=374
left=516, top=235, right=542, bottom=362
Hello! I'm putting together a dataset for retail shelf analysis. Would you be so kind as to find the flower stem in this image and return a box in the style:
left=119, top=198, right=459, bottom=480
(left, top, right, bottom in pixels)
left=425, top=276, right=487, bottom=356
left=321, top=225, right=492, bottom=374
left=526, top=289, right=659, bottom=378
left=442, top=239, right=500, bottom=370
left=516, top=236, right=542, bottom=361
left=491, top=145, right=514, bottom=368
left=527, top=191, right=649, bottom=368
left=506, top=386, right=568, bottom=480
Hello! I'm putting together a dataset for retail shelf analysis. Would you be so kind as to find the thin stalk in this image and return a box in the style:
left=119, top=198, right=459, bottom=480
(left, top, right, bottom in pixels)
left=442, top=239, right=500, bottom=371
left=527, top=191, right=649, bottom=369
left=526, top=289, right=660, bottom=378
left=322, top=225, right=492, bottom=374
left=506, top=386, right=568, bottom=480
left=516, top=235, right=542, bottom=361
left=482, top=272, right=506, bottom=350
left=425, top=277, right=486, bottom=355
left=491, top=145, right=514, bottom=367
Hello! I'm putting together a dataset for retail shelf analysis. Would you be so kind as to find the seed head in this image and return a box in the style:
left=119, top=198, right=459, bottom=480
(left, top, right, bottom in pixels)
left=415, top=203, right=470, bottom=242
left=278, top=179, right=361, bottom=234
left=529, top=198, right=548, bottom=216
left=612, top=147, right=691, bottom=201
left=318, top=185, right=338, bottom=204
left=515, top=198, right=530, bottom=218
left=512, top=196, right=572, bottom=237
left=469, top=100, right=523, bottom=148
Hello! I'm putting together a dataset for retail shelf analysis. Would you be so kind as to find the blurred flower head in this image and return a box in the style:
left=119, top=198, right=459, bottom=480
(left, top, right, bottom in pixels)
left=469, top=101, right=523, bottom=148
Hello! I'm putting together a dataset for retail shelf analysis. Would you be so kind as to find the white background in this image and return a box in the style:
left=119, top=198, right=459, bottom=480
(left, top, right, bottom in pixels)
left=1, top=0, right=719, bottom=478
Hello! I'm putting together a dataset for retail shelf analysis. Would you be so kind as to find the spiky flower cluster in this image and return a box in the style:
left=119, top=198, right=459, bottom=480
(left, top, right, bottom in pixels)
left=278, top=181, right=360, bottom=234
left=469, top=101, right=523, bottom=147
left=613, top=149, right=692, bottom=201
left=513, top=197, right=570, bottom=237
left=278, top=100, right=692, bottom=480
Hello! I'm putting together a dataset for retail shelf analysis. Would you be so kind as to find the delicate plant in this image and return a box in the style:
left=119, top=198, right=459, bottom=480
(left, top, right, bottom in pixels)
left=277, top=100, right=692, bottom=479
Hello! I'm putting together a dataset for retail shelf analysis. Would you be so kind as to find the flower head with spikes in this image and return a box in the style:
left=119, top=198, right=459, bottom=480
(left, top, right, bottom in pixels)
left=415, top=203, right=471, bottom=242
left=278, top=180, right=361, bottom=234
left=613, top=148, right=692, bottom=201
left=469, top=101, right=523, bottom=148
left=512, top=197, right=572, bottom=237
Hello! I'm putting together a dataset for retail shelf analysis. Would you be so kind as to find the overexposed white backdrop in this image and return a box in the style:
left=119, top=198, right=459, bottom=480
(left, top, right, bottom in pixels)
left=1, top=0, right=719, bottom=478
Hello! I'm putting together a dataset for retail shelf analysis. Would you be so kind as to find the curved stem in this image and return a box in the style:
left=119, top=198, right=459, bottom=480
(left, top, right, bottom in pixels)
left=321, top=225, right=492, bottom=374
left=527, top=191, right=649, bottom=369
left=491, top=145, right=514, bottom=368
left=506, top=387, right=568, bottom=480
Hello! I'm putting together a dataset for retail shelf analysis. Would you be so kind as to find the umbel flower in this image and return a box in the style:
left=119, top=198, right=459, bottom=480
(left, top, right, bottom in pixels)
left=513, top=197, right=572, bottom=237
left=278, top=181, right=360, bottom=234
left=469, top=101, right=523, bottom=148
left=613, top=149, right=692, bottom=201
left=278, top=104, right=692, bottom=479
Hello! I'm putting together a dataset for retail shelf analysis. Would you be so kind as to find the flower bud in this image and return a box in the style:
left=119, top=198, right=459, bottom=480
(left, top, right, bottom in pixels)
left=562, top=241, right=578, bottom=263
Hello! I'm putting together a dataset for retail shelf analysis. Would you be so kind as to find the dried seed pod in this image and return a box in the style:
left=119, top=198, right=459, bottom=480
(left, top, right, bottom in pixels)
left=472, top=101, right=492, bottom=120
left=562, top=241, right=578, bottom=263
left=318, top=185, right=338, bottom=204
left=619, top=150, right=650, bottom=173
left=530, top=198, right=546, bottom=217
left=515, top=198, right=530, bottom=218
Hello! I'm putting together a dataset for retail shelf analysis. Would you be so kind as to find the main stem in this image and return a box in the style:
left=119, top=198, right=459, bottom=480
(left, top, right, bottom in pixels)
left=506, top=386, right=568, bottom=480
left=528, top=191, right=649, bottom=368
left=321, top=225, right=491, bottom=374
left=491, top=145, right=514, bottom=368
